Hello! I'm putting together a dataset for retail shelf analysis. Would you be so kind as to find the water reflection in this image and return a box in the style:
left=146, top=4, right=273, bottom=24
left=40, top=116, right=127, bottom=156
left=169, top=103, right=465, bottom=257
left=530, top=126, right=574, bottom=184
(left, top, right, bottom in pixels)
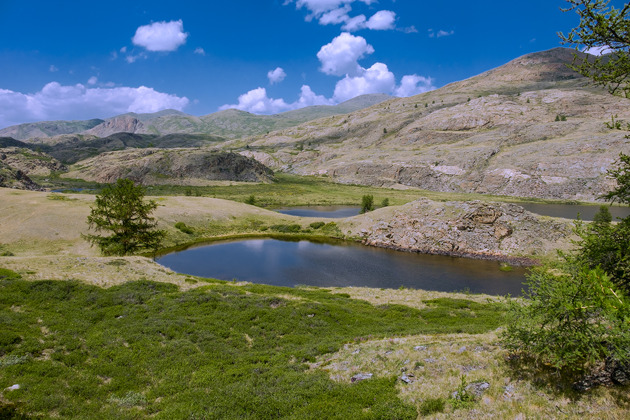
left=157, top=239, right=527, bottom=296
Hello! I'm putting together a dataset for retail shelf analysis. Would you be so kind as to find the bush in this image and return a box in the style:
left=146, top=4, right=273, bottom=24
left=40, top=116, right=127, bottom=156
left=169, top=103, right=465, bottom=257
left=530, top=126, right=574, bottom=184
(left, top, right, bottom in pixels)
left=449, top=375, right=476, bottom=410
left=502, top=262, right=630, bottom=376
left=380, top=198, right=389, bottom=208
left=270, top=224, right=302, bottom=233
left=360, top=195, right=374, bottom=214
left=309, top=221, right=325, bottom=230
left=419, top=397, right=446, bottom=415
left=245, top=195, right=256, bottom=205
left=175, top=222, right=194, bottom=235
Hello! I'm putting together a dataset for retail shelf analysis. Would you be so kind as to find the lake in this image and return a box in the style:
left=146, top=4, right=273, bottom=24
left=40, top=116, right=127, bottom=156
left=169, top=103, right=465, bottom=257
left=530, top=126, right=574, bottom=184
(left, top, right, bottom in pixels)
left=157, top=238, right=527, bottom=296
left=275, top=203, right=630, bottom=221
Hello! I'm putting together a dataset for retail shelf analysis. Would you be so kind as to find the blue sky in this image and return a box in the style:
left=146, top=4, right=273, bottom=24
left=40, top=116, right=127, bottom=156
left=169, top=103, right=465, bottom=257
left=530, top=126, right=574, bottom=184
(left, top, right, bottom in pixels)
left=0, top=0, right=608, bottom=128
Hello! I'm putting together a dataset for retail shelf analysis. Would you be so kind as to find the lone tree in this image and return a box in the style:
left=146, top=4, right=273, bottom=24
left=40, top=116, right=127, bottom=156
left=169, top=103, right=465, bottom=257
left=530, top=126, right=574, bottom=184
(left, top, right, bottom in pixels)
left=83, top=179, right=165, bottom=256
left=560, top=0, right=630, bottom=97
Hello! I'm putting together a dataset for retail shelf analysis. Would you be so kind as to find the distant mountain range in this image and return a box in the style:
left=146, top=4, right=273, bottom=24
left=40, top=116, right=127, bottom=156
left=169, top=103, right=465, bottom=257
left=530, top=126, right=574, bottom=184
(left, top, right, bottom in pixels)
left=0, top=94, right=392, bottom=141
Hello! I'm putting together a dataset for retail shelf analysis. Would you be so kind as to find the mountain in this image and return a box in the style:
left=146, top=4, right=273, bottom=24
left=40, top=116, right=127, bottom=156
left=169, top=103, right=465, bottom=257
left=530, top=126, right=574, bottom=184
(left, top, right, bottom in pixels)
left=234, top=48, right=630, bottom=202
left=11, top=132, right=227, bottom=164
left=0, top=119, right=104, bottom=140
left=0, top=94, right=392, bottom=140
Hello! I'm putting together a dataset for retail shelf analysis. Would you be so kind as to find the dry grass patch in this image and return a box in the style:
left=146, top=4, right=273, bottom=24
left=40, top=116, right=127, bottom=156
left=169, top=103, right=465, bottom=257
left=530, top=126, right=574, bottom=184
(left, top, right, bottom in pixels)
left=311, top=332, right=630, bottom=419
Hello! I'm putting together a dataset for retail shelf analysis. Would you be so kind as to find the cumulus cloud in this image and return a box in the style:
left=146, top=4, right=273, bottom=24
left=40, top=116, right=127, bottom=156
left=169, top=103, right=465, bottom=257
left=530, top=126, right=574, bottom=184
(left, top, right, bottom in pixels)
left=267, top=67, right=287, bottom=84
left=49, top=65, right=58, bottom=72
left=87, top=76, right=98, bottom=85
left=194, top=47, right=206, bottom=56
left=220, top=85, right=334, bottom=115
left=286, top=0, right=395, bottom=31
left=394, top=75, right=435, bottom=97
left=132, top=20, right=188, bottom=52
left=0, top=82, right=189, bottom=129
left=583, top=45, right=613, bottom=56
left=317, top=32, right=374, bottom=76
left=365, top=10, right=396, bottom=30
left=333, top=62, right=396, bottom=102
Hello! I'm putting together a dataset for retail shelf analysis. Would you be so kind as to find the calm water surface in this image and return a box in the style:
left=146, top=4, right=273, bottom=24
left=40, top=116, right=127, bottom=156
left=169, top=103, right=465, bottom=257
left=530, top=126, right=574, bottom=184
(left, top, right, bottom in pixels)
left=516, top=202, right=630, bottom=221
left=276, top=203, right=630, bottom=221
left=157, top=239, right=527, bottom=296
left=274, top=206, right=361, bottom=218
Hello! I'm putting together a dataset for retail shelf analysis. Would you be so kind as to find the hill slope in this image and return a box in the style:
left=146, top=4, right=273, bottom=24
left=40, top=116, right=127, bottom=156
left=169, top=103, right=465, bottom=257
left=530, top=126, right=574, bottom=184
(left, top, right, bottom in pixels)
left=235, top=48, right=630, bottom=202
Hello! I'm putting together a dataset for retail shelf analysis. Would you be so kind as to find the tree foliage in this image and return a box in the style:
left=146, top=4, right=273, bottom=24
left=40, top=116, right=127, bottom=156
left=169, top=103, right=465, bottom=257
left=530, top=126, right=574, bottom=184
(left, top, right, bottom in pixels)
left=502, top=263, right=630, bottom=375
left=83, top=179, right=165, bottom=256
left=360, top=194, right=375, bottom=214
left=560, top=0, right=630, bottom=97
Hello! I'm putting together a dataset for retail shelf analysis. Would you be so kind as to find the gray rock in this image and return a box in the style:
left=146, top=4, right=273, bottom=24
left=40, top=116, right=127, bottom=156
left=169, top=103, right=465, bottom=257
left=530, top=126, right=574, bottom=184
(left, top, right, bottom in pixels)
left=351, top=373, right=373, bottom=383
left=466, top=381, right=490, bottom=397
left=400, top=373, right=415, bottom=384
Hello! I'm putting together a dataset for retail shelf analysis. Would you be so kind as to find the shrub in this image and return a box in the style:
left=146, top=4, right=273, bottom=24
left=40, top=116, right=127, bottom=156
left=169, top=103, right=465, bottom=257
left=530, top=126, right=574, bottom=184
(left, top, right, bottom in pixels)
left=175, top=222, right=194, bottom=235
left=309, top=221, right=325, bottom=230
left=449, top=375, right=476, bottom=410
left=360, top=195, right=374, bottom=214
left=502, top=262, right=630, bottom=377
left=380, top=198, right=389, bottom=208
left=419, top=398, right=446, bottom=416
left=245, top=195, right=256, bottom=205
left=270, top=224, right=302, bottom=233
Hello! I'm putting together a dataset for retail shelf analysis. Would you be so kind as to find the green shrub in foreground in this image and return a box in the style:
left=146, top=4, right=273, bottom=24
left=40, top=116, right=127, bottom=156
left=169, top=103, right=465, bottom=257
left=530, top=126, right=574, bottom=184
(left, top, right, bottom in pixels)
left=502, top=262, right=630, bottom=377
left=0, top=277, right=505, bottom=418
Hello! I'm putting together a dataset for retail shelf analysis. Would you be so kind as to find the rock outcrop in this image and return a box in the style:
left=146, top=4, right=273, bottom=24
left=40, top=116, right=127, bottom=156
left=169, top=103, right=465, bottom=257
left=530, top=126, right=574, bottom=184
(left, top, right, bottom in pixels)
left=0, top=147, right=66, bottom=176
left=63, top=149, right=275, bottom=185
left=348, top=199, right=574, bottom=262
left=0, top=161, right=40, bottom=190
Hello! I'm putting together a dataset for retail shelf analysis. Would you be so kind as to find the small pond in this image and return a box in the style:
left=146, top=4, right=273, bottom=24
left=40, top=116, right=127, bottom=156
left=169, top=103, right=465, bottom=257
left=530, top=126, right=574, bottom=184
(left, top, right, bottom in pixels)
left=274, top=206, right=361, bottom=218
left=275, top=203, right=630, bottom=221
left=157, top=239, right=527, bottom=296
left=516, top=202, right=630, bottom=221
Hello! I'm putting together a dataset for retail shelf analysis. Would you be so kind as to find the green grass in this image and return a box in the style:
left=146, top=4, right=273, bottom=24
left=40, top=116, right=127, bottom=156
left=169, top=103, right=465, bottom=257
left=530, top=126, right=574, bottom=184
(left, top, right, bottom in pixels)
left=33, top=172, right=602, bottom=208
left=0, top=271, right=507, bottom=419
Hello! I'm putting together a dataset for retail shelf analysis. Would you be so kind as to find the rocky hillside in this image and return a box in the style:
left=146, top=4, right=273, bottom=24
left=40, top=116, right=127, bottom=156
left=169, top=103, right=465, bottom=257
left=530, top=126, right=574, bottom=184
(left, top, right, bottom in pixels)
left=0, top=160, right=40, bottom=190
left=0, top=147, right=66, bottom=175
left=64, top=149, right=275, bottom=185
left=236, top=48, right=630, bottom=202
left=0, top=94, right=391, bottom=140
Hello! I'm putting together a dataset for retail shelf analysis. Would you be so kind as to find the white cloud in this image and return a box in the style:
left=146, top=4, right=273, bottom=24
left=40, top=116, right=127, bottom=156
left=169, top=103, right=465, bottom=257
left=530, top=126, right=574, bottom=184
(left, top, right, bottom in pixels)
left=49, top=65, right=58, bottom=72
left=120, top=46, right=127, bottom=53
left=583, top=45, right=613, bottom=56
left=87, top=76, right=98, bottom=85
left=333, top=62, right=396, bottom=102
left=132, top=20, right=188, bottom=52
left=220, top=85, right=334, bottom=115
left=394, top=75, right=435, bottom=97
left=194, top=47, right=206, bottom=56
left=296, top=85, right=335, bottom=107
left=317, top=32, right=374, bottom=76
left=429, top=29, right=455, bottom=38
left=319, top=5, right=352, bottom=25
left=267, top=67, right=287, bottom=84
left=286, top=0, right=395, bottom=31
left=0, top=82, right=189, bottom=129
left=365, top=10, right=396, bottom=30
left=341, top=15, right=367, bottom=31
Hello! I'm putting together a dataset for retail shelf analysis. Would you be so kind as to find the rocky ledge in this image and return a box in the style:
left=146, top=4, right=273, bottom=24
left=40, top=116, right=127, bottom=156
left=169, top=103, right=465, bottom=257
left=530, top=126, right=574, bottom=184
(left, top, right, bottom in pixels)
left=351, top=199, right=574, bottom=264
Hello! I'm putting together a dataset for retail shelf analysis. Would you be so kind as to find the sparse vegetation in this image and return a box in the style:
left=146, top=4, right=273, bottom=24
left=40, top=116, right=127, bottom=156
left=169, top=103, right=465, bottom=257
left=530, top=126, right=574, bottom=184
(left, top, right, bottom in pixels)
left=174, top=222, right=194, bottom=235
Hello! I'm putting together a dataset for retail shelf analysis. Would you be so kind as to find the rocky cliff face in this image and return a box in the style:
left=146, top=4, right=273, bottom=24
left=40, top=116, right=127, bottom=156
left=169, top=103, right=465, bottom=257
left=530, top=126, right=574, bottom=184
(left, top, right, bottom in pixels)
left=64, top=149, right=275, bottom=185
left=344, top=199, right=574, bottom=262
left=237, top=48, right=630, bottom=202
